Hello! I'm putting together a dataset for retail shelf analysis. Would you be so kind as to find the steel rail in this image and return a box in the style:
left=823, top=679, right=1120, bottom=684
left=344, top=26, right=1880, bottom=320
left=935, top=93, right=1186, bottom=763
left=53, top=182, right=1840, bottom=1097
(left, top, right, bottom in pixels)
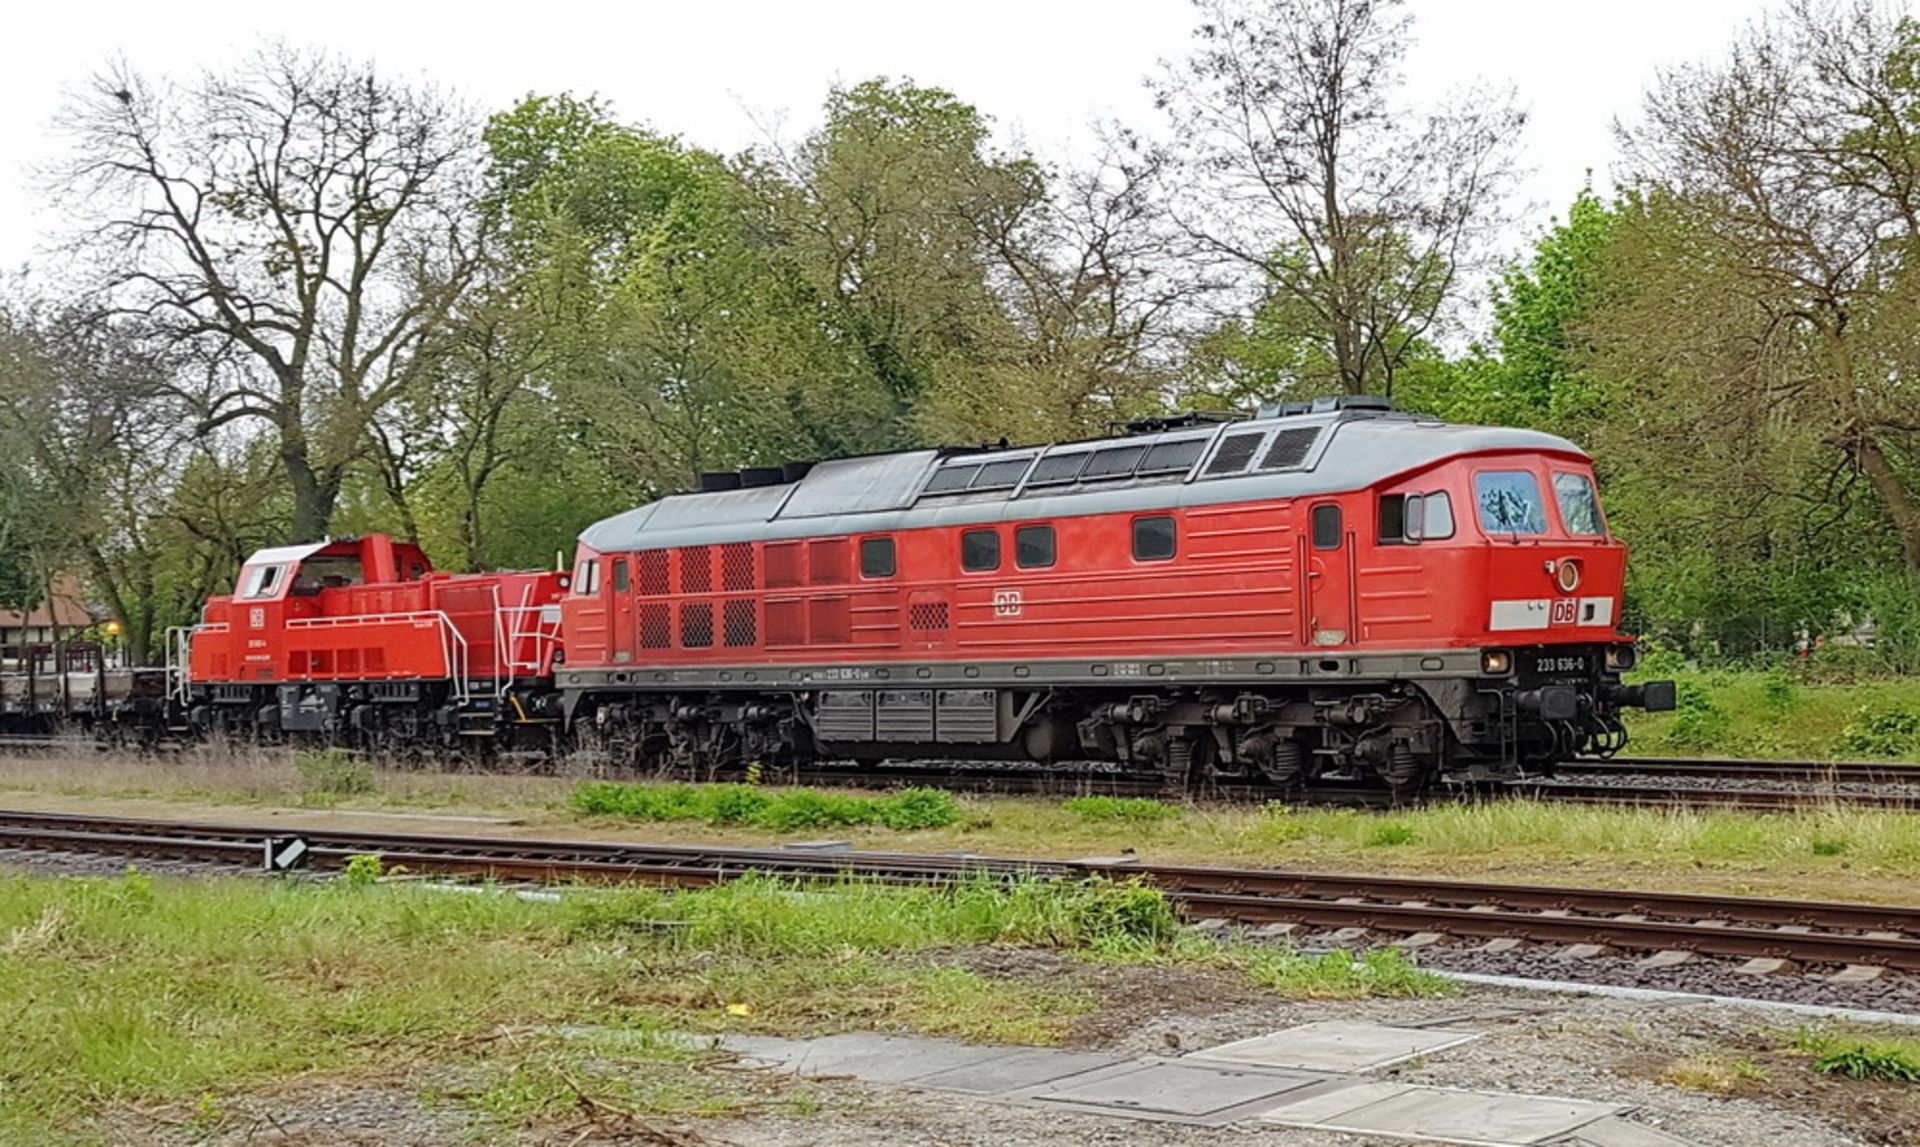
left=3, top=809, right=1919, bottom=971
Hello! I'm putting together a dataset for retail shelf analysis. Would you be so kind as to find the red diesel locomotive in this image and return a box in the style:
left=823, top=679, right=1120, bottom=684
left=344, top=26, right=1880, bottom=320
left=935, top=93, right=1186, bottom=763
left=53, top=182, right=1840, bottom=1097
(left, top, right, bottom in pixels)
left=175, top=398, right=1675, bottom=790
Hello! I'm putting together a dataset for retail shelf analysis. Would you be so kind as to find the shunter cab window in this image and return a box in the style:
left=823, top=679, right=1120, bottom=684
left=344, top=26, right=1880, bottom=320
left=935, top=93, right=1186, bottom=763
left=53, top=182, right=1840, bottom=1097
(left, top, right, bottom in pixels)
left=574, top=559, right=600, bottom=595
left=1312, top=504, right=1343, bottom=550
left=860, top=536, right=896, bottom=578
left=242, top=564, right=285, bottom=599
left=961, top=529, right=1000, bottom=572
left=1133, top=515, right=1176, bottom=562
left=1553, top=472, right=1605, bottom=536
left=1475, top=471, right=1549, bottom=536
left=1016, top=524, right=1056, bottom=568
left=612, top=559, right=630, bottom=593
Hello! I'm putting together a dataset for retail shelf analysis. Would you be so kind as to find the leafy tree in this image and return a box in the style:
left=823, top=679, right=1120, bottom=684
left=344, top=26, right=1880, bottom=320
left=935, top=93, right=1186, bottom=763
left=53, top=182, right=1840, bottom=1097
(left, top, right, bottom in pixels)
left=1155, top=0, right=1523, bottom=399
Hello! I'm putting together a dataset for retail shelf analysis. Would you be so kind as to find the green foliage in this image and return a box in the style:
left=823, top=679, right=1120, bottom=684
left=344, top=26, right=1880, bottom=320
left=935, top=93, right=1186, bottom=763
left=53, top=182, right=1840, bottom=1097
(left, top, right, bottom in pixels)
left=1665, top=681, right=1730, bottom=749
left=569, top=781, right=962, bottom=832
left=1838, top=702, right=1920, bottom=756
left=1061, top=796, right=1182, bottom=823
left=1364, top=822, right=1417, bottom=848
left=293, top=749, right=375, bottom=798
left=1234, top=947, right=1452, bottom=1000
left=1810, top=837, right=1848, bottom=857
left=343, top=854, right=386, bottom=887
left=1812, top=1046, right=1920, bottom=1083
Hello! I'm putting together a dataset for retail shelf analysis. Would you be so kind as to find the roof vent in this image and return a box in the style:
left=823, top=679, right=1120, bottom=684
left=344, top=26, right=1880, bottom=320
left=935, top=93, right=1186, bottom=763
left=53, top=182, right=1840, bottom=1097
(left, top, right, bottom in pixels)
left=781, top=461, right=815, bottom=483
left=739, top=466, right=786, bottom=488
left=1203, top=432, right=1264, bottom=477
left=698, top=471, right=743, bottom=492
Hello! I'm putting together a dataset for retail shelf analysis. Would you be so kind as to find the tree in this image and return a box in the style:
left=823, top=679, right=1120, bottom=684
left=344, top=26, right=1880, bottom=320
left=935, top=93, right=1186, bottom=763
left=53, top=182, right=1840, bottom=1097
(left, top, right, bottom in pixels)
left=1155, top=0, right=1523, bottom=398
left=1610, top=0, right=1920, bottom=581
left=757, top=79, right=1045, bottom=442
left=53, top=45, right=486, bottom=541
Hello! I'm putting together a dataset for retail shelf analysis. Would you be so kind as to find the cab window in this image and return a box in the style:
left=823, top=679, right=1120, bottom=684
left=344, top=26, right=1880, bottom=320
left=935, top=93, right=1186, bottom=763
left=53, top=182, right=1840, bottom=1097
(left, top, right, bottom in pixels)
left=1422, top=491, right=1456, bottom=540
left=1553, top=472, right=1605, bottom=536
left=574, top=559, right=600, bottom=595
left=242, top=564, right=285, bottom=599
left=1474, top=471, right=1548, bottom=536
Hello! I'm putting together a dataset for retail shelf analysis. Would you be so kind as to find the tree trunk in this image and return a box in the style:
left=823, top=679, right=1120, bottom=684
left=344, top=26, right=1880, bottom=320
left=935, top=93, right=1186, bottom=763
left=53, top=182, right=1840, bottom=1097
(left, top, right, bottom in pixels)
left=285, top=447, right=331, bottom=542
left=1856, top=433, right=1920, bottom=578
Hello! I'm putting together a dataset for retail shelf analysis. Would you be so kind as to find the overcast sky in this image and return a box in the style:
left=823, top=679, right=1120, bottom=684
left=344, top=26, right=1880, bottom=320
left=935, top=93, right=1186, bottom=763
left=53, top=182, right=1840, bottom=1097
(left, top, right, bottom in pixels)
left=2, top=0, right=1778, bottom=273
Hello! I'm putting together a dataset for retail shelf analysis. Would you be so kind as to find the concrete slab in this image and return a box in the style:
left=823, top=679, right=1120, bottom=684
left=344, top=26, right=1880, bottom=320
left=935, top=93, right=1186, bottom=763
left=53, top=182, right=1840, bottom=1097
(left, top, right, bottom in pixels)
left=1252, top=1080, right=1413, bottom=1123
left=1551, top=1114, right=1703, bottom=1147
left=909, top=1048, right=1122, bottom=1095
left=1188, top=1020, right=1482, bottom=1072
left=746, top=1033, right=1006, bottom=1082
left=1025, top=1059, right=1331, bottom=1124
left=1263, top=1083, right=1622, bottom=1146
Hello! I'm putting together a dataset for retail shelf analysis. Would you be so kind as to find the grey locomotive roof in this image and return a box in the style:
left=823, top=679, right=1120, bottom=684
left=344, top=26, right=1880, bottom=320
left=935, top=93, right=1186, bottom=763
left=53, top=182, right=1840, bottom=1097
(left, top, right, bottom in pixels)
left=579, top=412, right=1586, bottom=553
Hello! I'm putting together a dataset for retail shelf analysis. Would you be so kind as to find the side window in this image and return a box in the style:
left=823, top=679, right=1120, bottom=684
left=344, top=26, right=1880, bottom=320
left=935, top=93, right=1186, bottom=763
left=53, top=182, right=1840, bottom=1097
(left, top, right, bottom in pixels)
left=1422, top=492, right=1456, bottom=540
left=1475, top=471, right=1549, bottom=536
left=1132, top=515, right=1176, bottom=562
left=1378, top=494, right=1423, bottom=545
left=1553, top=472, right=1606, bottom=536
left=1312, top=504, right=1343, bottom=550
left=574, top=559, right=600, bottom=595
left=1016, top=524, right=1056, bottom=569
left=611, top=558, right=630, bottom=593
left=961, top=529, right=1000, bottom=572
left=860, top=536, right=896, bottom=578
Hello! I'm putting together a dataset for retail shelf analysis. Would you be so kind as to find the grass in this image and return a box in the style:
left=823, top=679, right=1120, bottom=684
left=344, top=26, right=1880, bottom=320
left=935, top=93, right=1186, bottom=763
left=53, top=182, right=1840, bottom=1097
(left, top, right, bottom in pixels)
left=571, top=780, right=962, bottom=830
left=1061, top=795, right=1181, bottom=823
left=1792, top=1027, right=1920, bottom=1083
left=1657, top=1053, right=1769, bottom=1094
left=0, top=867, right=1443, bottom=1144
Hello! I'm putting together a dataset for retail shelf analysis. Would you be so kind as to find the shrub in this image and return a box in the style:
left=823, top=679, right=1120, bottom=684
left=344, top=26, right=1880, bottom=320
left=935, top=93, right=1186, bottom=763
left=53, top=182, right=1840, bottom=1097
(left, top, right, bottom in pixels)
left=1837, top=703, right=1920, bottom=757
left=752, top=789, right=873, bottom=831
left=701, top=785, right=775, bottom=825
left=877, top=788, right=962, bottom=830
left=294, top=748, right=374, bottom=797
left=1062, top=796, right=1181, bottom=823
left=343, top=854, right=386, bottom=887
left=1667, top=682, right=1731, bottom=749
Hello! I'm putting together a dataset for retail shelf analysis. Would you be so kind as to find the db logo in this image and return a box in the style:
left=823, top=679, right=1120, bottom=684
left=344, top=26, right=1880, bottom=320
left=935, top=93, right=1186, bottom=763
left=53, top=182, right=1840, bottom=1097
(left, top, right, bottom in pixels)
left=993, top=589, right=1023, bottom=618
left=1549, top=598, right=1578, bottom=626
left=249, top=607, right=266, bottom=629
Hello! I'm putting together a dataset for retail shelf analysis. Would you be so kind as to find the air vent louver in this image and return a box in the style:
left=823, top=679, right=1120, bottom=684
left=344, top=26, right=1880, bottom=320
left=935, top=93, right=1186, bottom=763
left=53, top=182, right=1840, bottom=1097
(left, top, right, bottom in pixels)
left=1260, top=427, right=1320, bottom=470
left=1203, top=432, right=1264, bottom=476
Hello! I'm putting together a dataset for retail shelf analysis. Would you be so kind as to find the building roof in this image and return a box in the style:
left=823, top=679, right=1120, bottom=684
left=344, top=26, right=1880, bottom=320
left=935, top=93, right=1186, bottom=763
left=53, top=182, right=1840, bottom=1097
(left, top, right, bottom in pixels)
left=579, top=409, right=1587, bottom=553
left=0, top=572, right=96, bottom=630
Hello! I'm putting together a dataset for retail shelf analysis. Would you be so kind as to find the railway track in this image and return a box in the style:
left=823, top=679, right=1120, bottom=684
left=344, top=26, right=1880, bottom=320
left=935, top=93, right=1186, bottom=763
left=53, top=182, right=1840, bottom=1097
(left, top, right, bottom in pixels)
left=3, top=808, right=1918, bottom=975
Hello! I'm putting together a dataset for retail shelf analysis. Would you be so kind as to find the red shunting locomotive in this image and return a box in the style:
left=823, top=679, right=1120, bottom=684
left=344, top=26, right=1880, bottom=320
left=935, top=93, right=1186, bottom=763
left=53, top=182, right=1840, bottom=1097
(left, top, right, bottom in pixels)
left=178, top=398, right=1676, bottom=791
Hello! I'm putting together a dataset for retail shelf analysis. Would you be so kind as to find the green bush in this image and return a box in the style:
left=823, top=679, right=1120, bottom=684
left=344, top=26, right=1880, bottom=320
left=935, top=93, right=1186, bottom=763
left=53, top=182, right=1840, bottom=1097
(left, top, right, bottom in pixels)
left=1667, top=681, right=1730, bottom=748
left=1837, top=703, right=1920, bottom=757
left=294, top=748, right=375, bottom=797
left=569, top=781, right=962, bottom=832
left=1061, top=796, right=1181, bottom=823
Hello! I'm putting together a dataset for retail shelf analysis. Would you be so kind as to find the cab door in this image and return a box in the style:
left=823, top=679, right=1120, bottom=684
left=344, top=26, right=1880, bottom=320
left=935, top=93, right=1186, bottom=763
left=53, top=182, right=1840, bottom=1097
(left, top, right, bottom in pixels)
left=608, top=557, right=635, bottom=664
left=1306, top=502, right=1351, bottom=646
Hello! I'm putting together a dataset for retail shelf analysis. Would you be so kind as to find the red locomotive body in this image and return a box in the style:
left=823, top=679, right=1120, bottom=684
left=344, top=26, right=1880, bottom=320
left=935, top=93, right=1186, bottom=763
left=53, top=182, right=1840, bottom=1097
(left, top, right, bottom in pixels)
left=558, top=401, right=1673, bottom=788
left=182, top=535, right=566, bottom=744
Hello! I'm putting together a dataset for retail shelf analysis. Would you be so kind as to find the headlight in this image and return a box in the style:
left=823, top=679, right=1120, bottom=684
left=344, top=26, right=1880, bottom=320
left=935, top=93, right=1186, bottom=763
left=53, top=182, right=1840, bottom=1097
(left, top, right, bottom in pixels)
left=1482, top=649, right=1512, bottom=675
left=1556, top=560, right=1582, bottom=593
left=1605, top=644, right=1637, bottom=671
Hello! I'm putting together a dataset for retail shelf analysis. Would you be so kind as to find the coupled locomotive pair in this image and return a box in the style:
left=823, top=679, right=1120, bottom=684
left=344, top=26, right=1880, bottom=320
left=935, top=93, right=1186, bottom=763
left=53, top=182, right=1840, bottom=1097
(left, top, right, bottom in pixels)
left=25, top=399, right=1679, bottom=791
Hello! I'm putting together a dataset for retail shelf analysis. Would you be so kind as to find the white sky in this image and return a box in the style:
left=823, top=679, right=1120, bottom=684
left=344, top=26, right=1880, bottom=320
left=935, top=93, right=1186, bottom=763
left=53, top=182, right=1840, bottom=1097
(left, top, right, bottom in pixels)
left=1, top=0, right=1778, bottom=273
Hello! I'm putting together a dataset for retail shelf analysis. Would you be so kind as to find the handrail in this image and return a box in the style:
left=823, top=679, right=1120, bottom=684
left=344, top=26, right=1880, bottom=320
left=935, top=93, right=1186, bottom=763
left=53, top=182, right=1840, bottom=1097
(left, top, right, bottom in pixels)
left=286, top=611, right=471, bottom=704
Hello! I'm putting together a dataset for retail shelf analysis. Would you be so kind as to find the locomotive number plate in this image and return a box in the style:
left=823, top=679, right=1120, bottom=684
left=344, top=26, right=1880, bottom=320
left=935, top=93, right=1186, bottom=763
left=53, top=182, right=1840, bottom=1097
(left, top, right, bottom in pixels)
left=1529, top=652, right=1591, bottom=677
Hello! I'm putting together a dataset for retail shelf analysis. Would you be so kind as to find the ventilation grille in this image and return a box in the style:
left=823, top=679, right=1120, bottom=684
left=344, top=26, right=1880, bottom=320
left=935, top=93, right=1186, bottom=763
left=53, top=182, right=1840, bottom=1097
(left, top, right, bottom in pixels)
left=909, top=600, right=951, bottom=631
left=1203, top=432, right=1264, bottom=476
left=639, top=604, right=671, bottom=649
left=721, top=543, right=755, bottom=591
left=1082, top=443, right=1146, bottom=480
left=924, top=463, right=979, bottom=493
left=638, top=551, right=670, bottom=596
left=765, top=541, right=804, bottom=588
left=680, top=602, right=713, bottom=648
left=972, top=458, right=1033, bottom=489
left=723, top=599, right=756, bottom=646
left=1027, top=452, right=1090, bottom=485
left=1261, top=427, right=1320, bottom=470
left=680, top=547, right=711, bottom=594
left=1138, top=437, right=1207, bottom=476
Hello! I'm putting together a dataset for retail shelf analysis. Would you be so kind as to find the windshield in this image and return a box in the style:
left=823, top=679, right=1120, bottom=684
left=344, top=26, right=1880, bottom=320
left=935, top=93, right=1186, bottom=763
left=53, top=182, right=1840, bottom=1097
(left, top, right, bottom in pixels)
left=1554, top=472, right=1605, bottom=536
left=1475, top=471, right=1549, bottom=536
